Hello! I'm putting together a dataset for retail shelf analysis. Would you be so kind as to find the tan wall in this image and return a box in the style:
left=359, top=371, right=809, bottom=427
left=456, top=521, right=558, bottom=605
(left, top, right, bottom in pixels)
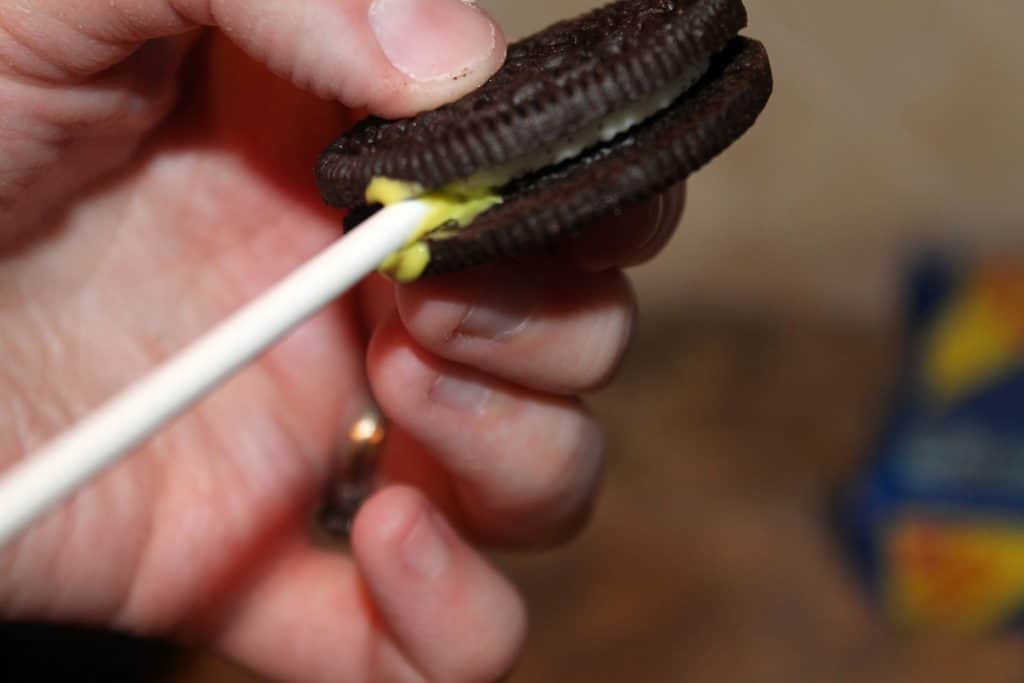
left=480, top=0, right=1024, bottom=323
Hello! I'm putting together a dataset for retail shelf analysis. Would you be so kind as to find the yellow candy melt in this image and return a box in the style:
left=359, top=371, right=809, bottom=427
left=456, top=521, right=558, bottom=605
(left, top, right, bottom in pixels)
left=365, top=177, right=426, bottom=205
left=365, top=177, right=502, bottom=283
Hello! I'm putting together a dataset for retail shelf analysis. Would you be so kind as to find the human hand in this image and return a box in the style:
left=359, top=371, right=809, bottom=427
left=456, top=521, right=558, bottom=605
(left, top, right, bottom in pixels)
left=0, top=2, right=685, bottom=681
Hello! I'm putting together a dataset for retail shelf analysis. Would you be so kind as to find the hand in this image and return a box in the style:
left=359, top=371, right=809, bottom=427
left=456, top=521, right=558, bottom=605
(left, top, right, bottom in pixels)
left=0, top=2, right=685, bottom=681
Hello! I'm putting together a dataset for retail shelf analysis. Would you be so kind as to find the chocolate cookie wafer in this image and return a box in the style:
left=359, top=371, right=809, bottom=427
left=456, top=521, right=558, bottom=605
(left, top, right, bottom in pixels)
left=316, top=0, right=772, bottom=281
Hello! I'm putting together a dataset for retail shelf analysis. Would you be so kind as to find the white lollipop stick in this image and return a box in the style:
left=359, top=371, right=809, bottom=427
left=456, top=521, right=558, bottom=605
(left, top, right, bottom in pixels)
left=0, top=200, right=429, bottom=548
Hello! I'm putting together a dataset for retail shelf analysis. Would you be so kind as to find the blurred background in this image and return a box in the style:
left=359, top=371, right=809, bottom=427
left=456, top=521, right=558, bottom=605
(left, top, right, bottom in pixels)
left=5, top=0, right=1024, bottom=680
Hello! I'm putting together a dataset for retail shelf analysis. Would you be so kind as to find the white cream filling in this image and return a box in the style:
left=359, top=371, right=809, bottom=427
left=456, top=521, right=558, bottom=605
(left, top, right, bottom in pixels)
left=444, top=59, right=710, bottom=195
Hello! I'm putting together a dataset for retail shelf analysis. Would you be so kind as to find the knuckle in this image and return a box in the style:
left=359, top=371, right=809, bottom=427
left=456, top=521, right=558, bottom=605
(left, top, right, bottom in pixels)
left=445, top=595, right=526, bottom=683
left=541, top=415, right=605, bottom=545
left=457, top=406, right=605, bottom=549
left=527, top=410, right=605, bottom=535
left=568, top=276, right=636, bottom=392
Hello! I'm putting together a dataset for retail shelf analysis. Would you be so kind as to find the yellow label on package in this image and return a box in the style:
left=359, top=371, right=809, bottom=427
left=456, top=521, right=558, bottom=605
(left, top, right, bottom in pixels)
left=886, top=518, right=1024, bottom=632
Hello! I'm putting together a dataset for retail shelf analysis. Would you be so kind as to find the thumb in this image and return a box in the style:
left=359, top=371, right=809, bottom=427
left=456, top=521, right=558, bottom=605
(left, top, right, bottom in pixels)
left=0, top=0, right=507, bottom=117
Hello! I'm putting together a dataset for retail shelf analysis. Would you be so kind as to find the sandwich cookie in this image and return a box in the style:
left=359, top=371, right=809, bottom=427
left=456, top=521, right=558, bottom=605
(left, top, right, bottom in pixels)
left=316, top=0, right=773, bottom=282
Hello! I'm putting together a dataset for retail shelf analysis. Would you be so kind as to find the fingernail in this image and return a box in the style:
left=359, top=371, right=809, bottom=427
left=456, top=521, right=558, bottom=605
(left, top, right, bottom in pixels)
left=402, top=509, right=451, bottom=580
left=630, top=186, right=684, bottom=263
left=370, top=0, right=497, bottom=82
left=457, top=304, right=531, bottom=341
left=429, top=373, right=492, bottom=414
left=658, top=184, right=686, bottom=235
left=633, top=194, right=669, bottom=255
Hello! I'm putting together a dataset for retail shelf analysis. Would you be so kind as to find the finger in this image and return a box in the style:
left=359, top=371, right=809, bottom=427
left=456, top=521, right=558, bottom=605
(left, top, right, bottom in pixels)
left=205, top=538, right=420, bottom=683
left=352, top=486, right=526, bottom=683
left=368, top=314, right=606, bottom=547
left=0, top=0, right=506, bottom=117
left=396, top=265, right=636, bottom=395
left=207, top=509, right=524, bottom=683
left=563, top=183, right=687, bottom=271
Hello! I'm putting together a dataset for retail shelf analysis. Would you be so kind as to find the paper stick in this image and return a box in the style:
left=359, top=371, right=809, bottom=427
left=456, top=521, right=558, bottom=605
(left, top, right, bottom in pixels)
left=0, top=200, right=428, bottom=547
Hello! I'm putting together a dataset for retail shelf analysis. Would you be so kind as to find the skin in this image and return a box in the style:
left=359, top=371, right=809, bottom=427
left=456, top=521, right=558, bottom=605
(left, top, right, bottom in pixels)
left=0, top=2, right=685, bottom=681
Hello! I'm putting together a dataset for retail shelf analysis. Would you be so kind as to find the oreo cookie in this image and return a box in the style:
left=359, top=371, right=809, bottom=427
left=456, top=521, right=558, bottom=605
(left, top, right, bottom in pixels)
left=316, top=0, right=772, bottom=281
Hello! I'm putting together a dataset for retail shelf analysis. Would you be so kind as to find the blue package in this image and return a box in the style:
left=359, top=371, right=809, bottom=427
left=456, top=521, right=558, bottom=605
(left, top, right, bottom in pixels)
left=840, top=257, right=1024, bottom=632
